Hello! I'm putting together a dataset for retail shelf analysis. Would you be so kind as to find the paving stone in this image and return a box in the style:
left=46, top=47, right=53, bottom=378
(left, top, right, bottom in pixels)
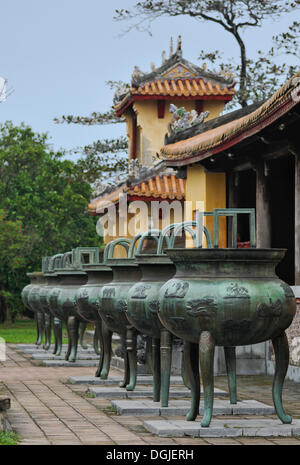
left=68, top=375, right=227, bottom=394
left=88, top=385, right=227, bottom=399
left=31, top=353, right=99, bottom=360
left=42, top=360, right=99, bottom=367
left=143, top=418, right=300, bottom=438
left=111, top=399, right=274, bottom=417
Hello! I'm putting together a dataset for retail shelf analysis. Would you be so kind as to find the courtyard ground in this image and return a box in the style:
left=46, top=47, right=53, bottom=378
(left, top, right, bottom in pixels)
left=0, top=343, right=300, bottom=446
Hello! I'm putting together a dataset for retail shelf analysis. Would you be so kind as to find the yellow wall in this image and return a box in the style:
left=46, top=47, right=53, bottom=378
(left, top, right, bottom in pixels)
left=120, top=98, right=227, bottom=250
left=185, top=165, right=227, bottom=248
left=203, top=100, right=226, bottom=121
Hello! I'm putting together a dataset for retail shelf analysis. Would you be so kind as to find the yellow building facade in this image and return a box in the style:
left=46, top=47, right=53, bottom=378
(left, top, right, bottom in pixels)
left=89, top=37, right=235, bottom=252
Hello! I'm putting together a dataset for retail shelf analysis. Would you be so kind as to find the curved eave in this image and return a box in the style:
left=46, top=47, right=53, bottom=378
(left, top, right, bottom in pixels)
left=161, top=88, right=300, bottom=167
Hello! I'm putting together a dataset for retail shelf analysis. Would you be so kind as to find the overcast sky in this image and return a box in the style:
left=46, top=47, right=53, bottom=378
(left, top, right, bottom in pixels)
left=0, top=1, right=297, bottom=156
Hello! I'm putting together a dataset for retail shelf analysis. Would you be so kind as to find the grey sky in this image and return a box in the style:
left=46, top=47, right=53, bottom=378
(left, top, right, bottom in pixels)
left=1, top=1, right=297, bottom=156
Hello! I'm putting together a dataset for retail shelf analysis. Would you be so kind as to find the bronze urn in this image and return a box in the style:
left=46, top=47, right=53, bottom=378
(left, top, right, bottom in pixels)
left=158, top=246, right=296, bottom=426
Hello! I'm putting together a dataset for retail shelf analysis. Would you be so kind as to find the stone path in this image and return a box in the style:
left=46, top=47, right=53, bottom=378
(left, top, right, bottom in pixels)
left=1, top=344, right=300, bottom=445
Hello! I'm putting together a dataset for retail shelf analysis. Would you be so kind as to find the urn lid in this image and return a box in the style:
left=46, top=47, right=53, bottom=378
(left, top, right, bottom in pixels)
left=134, top=253, right=173, bottom=266
left=164, top=247, right=287, bottom=263
left=82, top=263, right=112, bottom=272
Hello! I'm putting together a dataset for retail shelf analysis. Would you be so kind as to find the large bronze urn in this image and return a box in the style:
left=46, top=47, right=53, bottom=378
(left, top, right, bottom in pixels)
left=48, top=252, right=88, bottom=362
left=75, top=247, right=113, bottom=377
left=38, top=256, right=63, bottom=354
left=21, top=272, right=45, bottom=346
left=25, top=272, right=47, bottom=346
left=98, top=238, right=142, bottom=389
left=158, top=247, right=296, bottom=426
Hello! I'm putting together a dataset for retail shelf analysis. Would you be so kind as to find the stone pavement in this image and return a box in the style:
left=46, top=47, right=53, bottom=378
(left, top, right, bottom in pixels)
left=1, top=343, right=300, bottom=445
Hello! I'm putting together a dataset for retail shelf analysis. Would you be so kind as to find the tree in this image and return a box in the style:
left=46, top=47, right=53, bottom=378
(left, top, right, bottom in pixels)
left=114, top=0, right=300, bottom=108
left=0, top=121, right=101, bottom=322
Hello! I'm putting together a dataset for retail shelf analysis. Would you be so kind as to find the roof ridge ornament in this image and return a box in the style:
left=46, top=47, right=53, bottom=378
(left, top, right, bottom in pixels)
left=169, top=37, right=174, bottom=57
left=176, top=35, right=182, bottom=58
left=168, top=104, right=210, bottom=135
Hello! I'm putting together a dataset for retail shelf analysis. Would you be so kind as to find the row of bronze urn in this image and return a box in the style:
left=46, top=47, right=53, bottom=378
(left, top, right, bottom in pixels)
left=21, top=214, right=296, bottom=427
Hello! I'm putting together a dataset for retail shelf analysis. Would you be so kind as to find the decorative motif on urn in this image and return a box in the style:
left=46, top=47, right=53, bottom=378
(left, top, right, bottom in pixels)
left=257, top=298, right=282, bottom=318
left=102, top=288, right=115, bottom=299
left=164, top=281, right=189, bottom=298
left=186, top=297, right=217, bottom=318
left=224, top=283, right=250, bottom=299
left=131, top=284, right=151, bottom=299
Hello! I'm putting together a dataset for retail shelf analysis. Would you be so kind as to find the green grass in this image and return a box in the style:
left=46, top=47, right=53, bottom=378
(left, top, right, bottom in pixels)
left=0, top=318, right=68, bottom=344
left=0, top=431, right=20, bottom=445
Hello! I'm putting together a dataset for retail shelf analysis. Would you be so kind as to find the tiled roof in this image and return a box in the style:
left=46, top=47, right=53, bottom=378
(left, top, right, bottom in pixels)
left=88, top=174, right=186, bottom=215
left=137, top=78, right=233, bottom=97
left=160, top=70, right=300, bottom=165
left=126, top=174, right=185, bottom=200
left=115, top=78, right=234, bottom=115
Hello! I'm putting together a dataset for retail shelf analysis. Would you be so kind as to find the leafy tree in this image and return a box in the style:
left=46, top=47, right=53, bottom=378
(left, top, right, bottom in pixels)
left=114, top=0, right=300, bottom=108
left=0, top=121, right=101, bottom=322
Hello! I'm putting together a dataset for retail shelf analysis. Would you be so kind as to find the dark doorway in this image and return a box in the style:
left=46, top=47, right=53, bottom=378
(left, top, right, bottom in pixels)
left=269, top=155, right=295, bottom=284
left=226, top=169, right=256, bottom=245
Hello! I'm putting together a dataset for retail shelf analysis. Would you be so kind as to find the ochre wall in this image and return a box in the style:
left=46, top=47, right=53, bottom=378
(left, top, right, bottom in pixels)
left=203, top=100, right=226, bottom=121
left=185, top=165, right=227, bottom=248
left=128, top=99, right=226, bottom=165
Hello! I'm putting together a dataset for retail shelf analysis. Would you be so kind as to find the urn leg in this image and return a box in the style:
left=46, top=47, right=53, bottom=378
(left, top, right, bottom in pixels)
left=68, top=316, right=79, bottom=362
left=160, top=329, right=173, bottom=408
left=272, top=331, right=292, bottom=424
left=126, top=327, right=137, bottom=391
left=65, top=318, right=72, bottom=361
left=53, top=317, right=62, bottom=356
left=34, top=313, right=39, bottom=345
left=152, top=337, right=161, bottom=402
left=79, top=321, right=88, bottom=349
left=93, top=323, right=100, bottom=356
left=119, top=335, right=130, bottom=388
left=100, top=321, right=112, bottom=380
left=185, top=342, right=200, bottom=421
left=36, top=312, right=45, bottom=346
left=182, top=341, right=191, bottom=390
left=43, top=313, right=52, bottom=351
left=199, top=331, right=215, bottom=427
left=224, top=346, right=237, bottom=404
left=95, top=320, right=104, bottom=377
left=52, top=316, right=57, bottom=354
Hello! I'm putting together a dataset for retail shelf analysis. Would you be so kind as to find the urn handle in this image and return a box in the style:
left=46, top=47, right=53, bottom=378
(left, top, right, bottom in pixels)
left=133, top=229, right=161, bottom=256
left=48, top=254, right=64, bottom=272
left=157, top=220, right=213, bottom=253
left=103, top=238, right=131, bottom=261
left=72, top=247, right=100, bottom=268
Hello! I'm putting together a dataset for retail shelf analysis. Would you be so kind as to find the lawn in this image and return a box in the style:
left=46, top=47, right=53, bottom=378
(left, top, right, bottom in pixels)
left=0, top=318, right=68, bottom=344
left=0, top=431, right=20, bottom=445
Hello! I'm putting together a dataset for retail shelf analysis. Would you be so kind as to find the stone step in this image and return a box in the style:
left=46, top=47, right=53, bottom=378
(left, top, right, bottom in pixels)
left=31, top=353, right=99, bottom=360
left=68, top=375, right=186, bottom=386
left=88, top=386, right=227, bottom=399
left=111, top=398, right=275, bottom=417
left=42, top=360, right=99, bottom=367
left=143, top=418, right=300, bottom=438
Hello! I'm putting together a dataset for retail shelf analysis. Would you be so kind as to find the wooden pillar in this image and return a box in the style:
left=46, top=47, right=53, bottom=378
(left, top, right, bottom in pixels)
left=227, top=171, right=239, bottom=247
left=295, top=153, right=300, bottom=284
left=130, top=109, right=137, bottom=159
left=255, top=160, right=271, bottom=248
